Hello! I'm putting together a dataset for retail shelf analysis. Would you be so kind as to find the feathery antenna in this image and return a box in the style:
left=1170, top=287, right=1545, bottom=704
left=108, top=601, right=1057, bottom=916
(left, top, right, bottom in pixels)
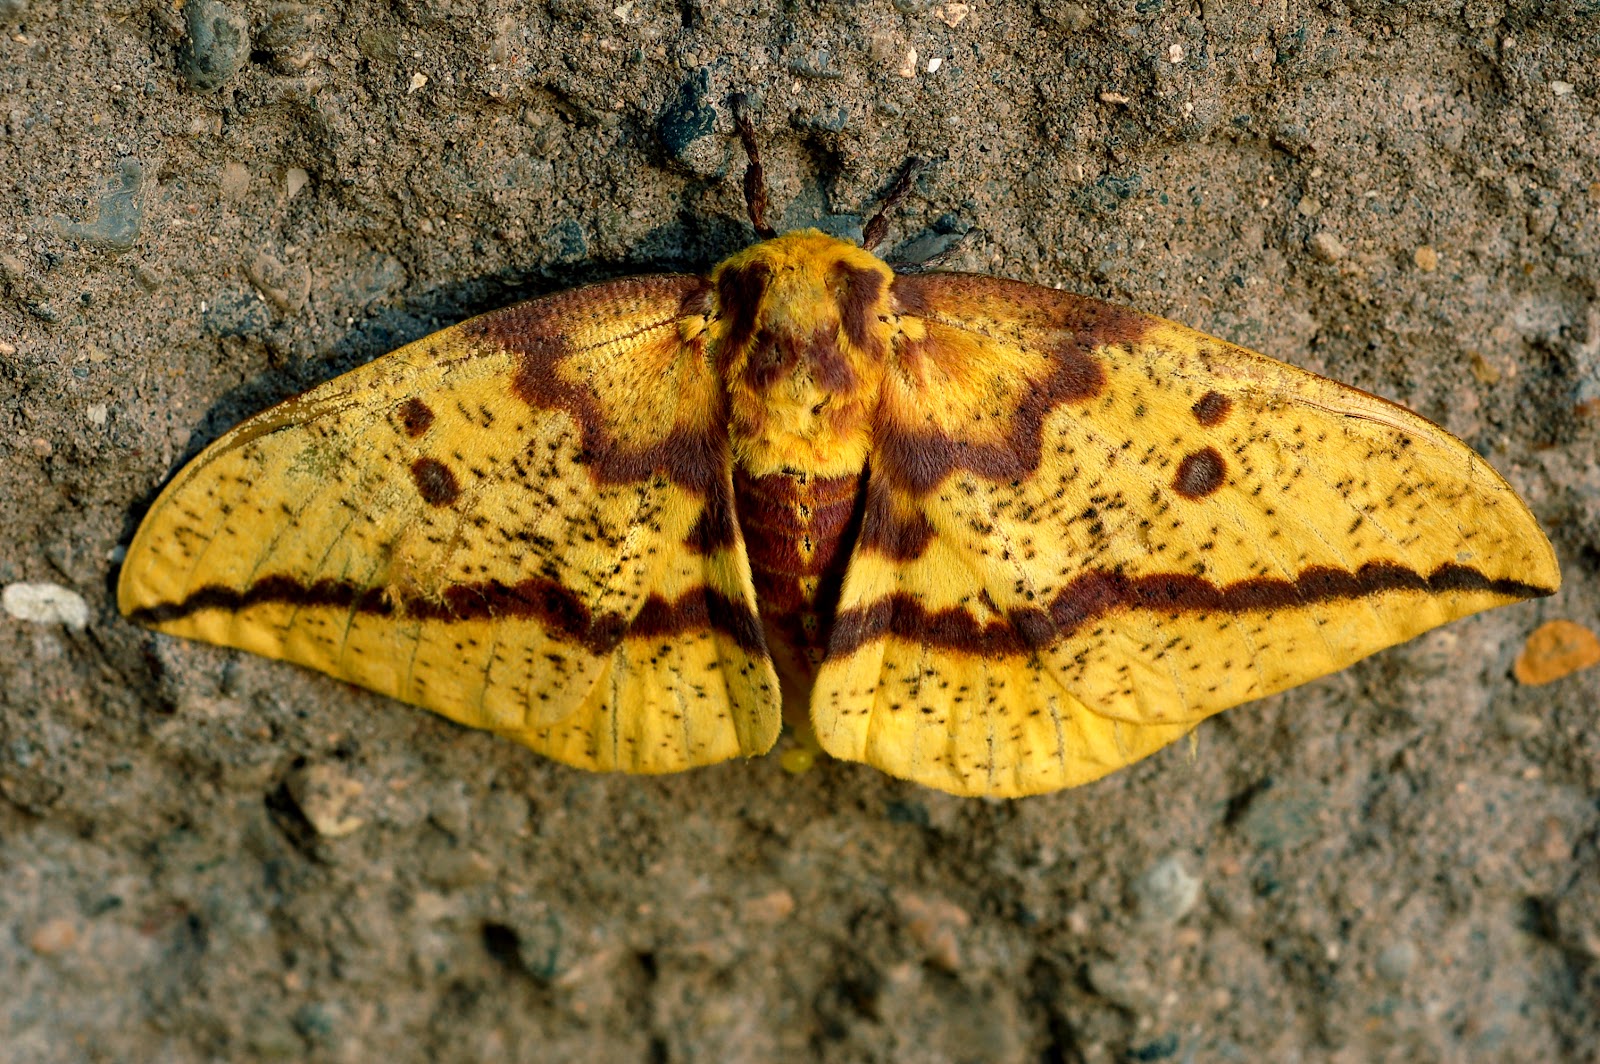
left=729, top=93, right=776, bottom=239
left=862, top=157, right=927, bottom=252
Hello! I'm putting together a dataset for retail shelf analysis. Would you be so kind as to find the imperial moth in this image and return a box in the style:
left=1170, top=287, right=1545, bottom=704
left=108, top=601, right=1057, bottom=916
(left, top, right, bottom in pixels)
left=119, top=123, right=1560, bottom=798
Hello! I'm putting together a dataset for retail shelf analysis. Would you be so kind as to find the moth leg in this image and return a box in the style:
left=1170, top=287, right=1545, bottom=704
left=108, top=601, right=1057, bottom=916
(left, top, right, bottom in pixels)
left=862, top=156, right=928, bottom=252
left=889, top=227, right=980, bottom=273
left=730, top=93, right=776, bottom=239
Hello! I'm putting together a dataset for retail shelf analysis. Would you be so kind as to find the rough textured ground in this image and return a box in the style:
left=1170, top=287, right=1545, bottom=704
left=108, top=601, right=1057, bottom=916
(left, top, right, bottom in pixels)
left=3, top=1, right=1598, bottom=1061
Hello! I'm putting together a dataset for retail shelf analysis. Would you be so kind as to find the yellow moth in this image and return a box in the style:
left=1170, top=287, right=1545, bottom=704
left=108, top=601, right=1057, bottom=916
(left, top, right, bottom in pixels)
left=119, top=105, right=1560, bottom=797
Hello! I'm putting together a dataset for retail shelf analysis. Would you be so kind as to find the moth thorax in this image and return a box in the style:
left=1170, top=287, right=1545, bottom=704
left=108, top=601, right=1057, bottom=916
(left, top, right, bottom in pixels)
left=726, top=320, right=880, bottom=478
left=712, top=230, right=894, bottom=477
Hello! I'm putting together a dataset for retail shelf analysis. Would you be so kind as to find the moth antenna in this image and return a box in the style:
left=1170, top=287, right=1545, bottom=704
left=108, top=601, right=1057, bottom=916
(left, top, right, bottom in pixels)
left=862, top=156, right=927, bottom=253
left=730, top=93, right=776, bottom=240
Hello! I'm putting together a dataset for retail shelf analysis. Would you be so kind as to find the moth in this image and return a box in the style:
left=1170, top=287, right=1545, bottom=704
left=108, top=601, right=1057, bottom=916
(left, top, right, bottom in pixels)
left=119, top=104, right=1560, bottom=797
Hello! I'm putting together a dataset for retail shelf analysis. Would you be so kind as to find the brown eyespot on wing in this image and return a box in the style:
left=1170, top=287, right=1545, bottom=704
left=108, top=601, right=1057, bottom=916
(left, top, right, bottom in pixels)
left=812, top=272, right=1559, bottom=798
left=119, top=276, right=780, bottom=774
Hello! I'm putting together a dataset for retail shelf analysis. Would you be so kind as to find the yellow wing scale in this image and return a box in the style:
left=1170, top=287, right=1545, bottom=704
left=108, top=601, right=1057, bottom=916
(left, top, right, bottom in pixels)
left=119, top=278, right=781, bottom=774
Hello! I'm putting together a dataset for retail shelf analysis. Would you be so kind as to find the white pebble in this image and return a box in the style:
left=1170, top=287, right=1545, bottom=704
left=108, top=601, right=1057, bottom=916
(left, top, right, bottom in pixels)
left=3, top=582, right=90, bottom=629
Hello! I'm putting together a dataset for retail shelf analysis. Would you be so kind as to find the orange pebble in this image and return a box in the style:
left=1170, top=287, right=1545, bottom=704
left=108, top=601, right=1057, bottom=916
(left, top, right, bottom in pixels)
left=1514, top=620, right=1600, bottom=685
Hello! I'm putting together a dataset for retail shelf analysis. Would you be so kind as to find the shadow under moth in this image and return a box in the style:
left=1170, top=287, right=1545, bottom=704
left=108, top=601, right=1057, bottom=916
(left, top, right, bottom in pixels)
left=119, top=105, right=1559, bottom=797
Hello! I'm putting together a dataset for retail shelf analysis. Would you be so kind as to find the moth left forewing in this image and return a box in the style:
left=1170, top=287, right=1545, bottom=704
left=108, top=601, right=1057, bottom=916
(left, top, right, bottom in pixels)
left=814, top=273, right=1558, bottom=798
left=121, top=277, right=781, bottom=774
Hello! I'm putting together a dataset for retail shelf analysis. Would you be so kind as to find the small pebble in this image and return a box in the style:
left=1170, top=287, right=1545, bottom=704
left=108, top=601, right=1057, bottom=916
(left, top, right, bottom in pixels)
left=1237, top=782, right=1323, bottom=850
left=219, top=161, right=250, bottom=202
left=741, top=889, right=797, bottom=924
left=1131, top=855, right=1201, bottom=927
left=287, top=763, right=366, bottom=837
left=1468, top=351, right=1501, bottom=385
left=786, top=46, right=845, bottom=81
left=1055, top=2, right=1093, bottom=30
left=1413, top=245, right=1439, bottom=271
left=284, top=166, right=310, bottom=199
left=1129, top=1033, right=1181, bottom=1062
left=1308, top=230, right=1346, bottom=262
left=894, top=890, right=969, bottom=971
left=898, top=229, right=964, bottom=265
left=291, top=1002, right=339, bottom=1044
left=1296, top=195, right=1321, bottom=217
left=423, top=847, right=496, bottom=889
left=897, top=47, right=918, bottom=78
left=3, top=582, right=90, bottom=629
left=1514, top=620, right=1600, bottom=685
left=1495, top=707, right=1544, bottom=740
left=1085, top=956, right=1158, bottom=1011
left=29, top=918, right=78, bottom=955
left=934, top=2, right=970, bottom=27
left=256, top=3, right=317, bottom=73
left=1375, top=938, right=1417, bottom=984
left=357, top=28, right=398, bottom=64
left=86, top=403, right=108, bottom=427
left=243, top=250, right=311, bottom=313
left=427, top=782, right=472, bottom=837
left=331, top=251, right=405, bottom=307
left=796, top=105, right=850, bottom=133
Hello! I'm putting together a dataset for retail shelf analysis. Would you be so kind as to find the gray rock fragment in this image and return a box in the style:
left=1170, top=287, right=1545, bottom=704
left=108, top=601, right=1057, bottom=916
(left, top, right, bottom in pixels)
left=1131, top=855, right=1201, bottom=927
left=243, top=250, right=311, bottom=313
left=181, top=0, right=250, bottom=93
left=331, top=251, right=406, bottom=308
left=1376, top=938, right=1418, bottom=984
left=54, top=159, right=143, bottom=251
left=658, top=67, right=728, bottom=178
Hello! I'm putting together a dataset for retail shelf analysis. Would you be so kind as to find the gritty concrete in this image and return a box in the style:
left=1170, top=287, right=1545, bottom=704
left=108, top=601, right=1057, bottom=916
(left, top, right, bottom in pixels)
left=2, top=1, right=1598, bottom=1061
